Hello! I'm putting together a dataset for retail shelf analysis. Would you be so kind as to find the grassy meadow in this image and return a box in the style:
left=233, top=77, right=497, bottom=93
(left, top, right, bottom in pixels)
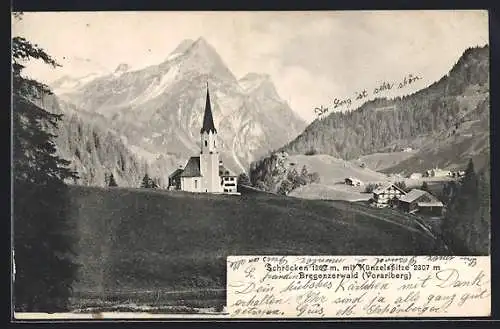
left=64, top=184, right=448, bottom=311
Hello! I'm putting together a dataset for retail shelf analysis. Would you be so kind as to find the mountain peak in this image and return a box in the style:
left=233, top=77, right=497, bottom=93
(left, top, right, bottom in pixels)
left=194, top=36, right=209, bottom=46
left=114, top=63, right=130, bottom=74
left=169, top=39, right=195, bottom=57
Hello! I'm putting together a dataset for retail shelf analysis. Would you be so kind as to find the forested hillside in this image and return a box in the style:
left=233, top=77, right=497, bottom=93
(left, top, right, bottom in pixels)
left=32, top=95, right=170, bottom=187
left=280, top=45, right=489, bottom=161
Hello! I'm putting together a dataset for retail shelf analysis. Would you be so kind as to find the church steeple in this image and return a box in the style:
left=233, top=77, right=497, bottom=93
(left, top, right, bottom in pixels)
left=201, top=83, right=217, bottom=134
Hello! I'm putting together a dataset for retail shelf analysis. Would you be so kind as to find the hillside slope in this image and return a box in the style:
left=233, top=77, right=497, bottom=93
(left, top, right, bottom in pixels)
left=31, top=94, right=170, bottom=187
left=279, top=45, right=489, bottom=171
left=354, top=151, right=417, bottom=172
left=249, top=152, right=391, bottom=198
left=286, top=154, right=388, bottom=185
left=382, top=113, right=490, bottom=174
left=64, top=185, right=446, bottom=309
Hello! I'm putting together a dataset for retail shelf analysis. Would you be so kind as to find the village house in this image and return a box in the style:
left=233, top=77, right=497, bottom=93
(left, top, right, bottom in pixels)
left=168, top=167, right=184, bottom=190
left=345, top=177, right=363, bottom=186
left=398, top=189, right=444, bottom=217
left=371, top=183, right=407, bottom=208
left=167, top=84, right=239, bottom=194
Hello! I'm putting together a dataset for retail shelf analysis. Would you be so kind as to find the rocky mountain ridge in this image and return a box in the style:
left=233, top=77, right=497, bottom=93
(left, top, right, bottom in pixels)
left=48, top=37, right=306, bottom=186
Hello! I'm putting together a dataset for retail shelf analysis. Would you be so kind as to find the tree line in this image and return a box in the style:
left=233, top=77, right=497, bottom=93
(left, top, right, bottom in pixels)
left=103, top=172, right=162, bottom=188
left=441, top=159, right=490, bottom=255
left=248, top=153, right=320, bottom=194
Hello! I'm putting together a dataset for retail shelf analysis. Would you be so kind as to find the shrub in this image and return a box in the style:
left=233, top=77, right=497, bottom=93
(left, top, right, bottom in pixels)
left=364, top=183, right=379, bottom=193
left=395, top=181, right=408, bottom=192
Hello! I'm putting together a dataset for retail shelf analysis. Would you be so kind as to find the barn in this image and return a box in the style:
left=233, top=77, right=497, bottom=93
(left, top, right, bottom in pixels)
left=345, top=177, right=363, bottom=186
left=398, top=189, right=444, bottom=216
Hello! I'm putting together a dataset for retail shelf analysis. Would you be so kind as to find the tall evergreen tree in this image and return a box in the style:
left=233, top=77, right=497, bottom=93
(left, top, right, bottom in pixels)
left=442, top=159, right=481, bottom=253
left=421, top=181, right=430, bottom=192
left=394, top=181, right=408, bottom=193
left=108, top=173, right=118, bottom=187
left=238, top=173, right=251, bottom=186
left=13, top=20, right=79, bottom=312
left=141, top=173, right=151, bottom=188
left=150, top=177, right=159, bottom=189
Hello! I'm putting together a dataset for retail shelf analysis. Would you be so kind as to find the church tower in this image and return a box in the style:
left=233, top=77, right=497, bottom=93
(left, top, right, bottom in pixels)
left=199, top=84, right=222, bottom=193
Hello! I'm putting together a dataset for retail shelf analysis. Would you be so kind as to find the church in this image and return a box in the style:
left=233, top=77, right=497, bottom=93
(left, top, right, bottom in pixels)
left=168, top=85, right=239, bottom=194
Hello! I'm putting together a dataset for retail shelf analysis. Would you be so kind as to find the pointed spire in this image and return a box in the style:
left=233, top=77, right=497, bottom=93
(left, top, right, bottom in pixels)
left=201, top=82, right=217, bottom=134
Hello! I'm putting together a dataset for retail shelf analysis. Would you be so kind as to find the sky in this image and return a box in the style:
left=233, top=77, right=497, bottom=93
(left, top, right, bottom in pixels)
left=12, top=11, right=488, bottom=123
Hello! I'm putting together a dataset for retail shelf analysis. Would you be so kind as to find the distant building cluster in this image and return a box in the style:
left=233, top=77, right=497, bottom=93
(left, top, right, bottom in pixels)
left=407, top=167, right=465, bottom=179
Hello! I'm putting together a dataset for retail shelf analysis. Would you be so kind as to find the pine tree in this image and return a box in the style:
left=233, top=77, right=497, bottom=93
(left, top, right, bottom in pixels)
left=151, top=177, right=159, bottom=189
left=395, top=181, right=408, bottom=193
left=238, top=173, right=250, bottom=186
left=475, top=170, right=490, bottom=254
left=461, top=159, right=479, bottom=200
left=108, top=173, right=118, bottom=187
left=141, top=173, right=151, bottom=188
left=278, top=179, right=293, bottom=195
left=443, top=159, right=480, bottom=253
left=13, top=23, right=79, bottom=312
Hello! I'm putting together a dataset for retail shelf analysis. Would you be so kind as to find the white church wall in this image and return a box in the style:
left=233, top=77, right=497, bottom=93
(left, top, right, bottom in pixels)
left=181, top=177, right=202, bottom=192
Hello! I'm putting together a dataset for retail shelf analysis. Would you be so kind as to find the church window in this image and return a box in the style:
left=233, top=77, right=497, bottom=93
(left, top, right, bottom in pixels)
left=205, top=140, right=208, bottom=147
left=195, top=180, right=198, bottom=188
left=214, top=140, right=216, bottom=148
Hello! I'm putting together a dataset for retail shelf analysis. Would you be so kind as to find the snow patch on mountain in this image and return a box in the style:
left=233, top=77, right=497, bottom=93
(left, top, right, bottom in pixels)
left=113, top=63, right=130, bottom=76
left=166, top=52, right=183, bottom=62
left=51, top=72, right=104, bottom=94
left=129, top=63, right=181, bottom=107
left=167, top=39, right=195, bottom=59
